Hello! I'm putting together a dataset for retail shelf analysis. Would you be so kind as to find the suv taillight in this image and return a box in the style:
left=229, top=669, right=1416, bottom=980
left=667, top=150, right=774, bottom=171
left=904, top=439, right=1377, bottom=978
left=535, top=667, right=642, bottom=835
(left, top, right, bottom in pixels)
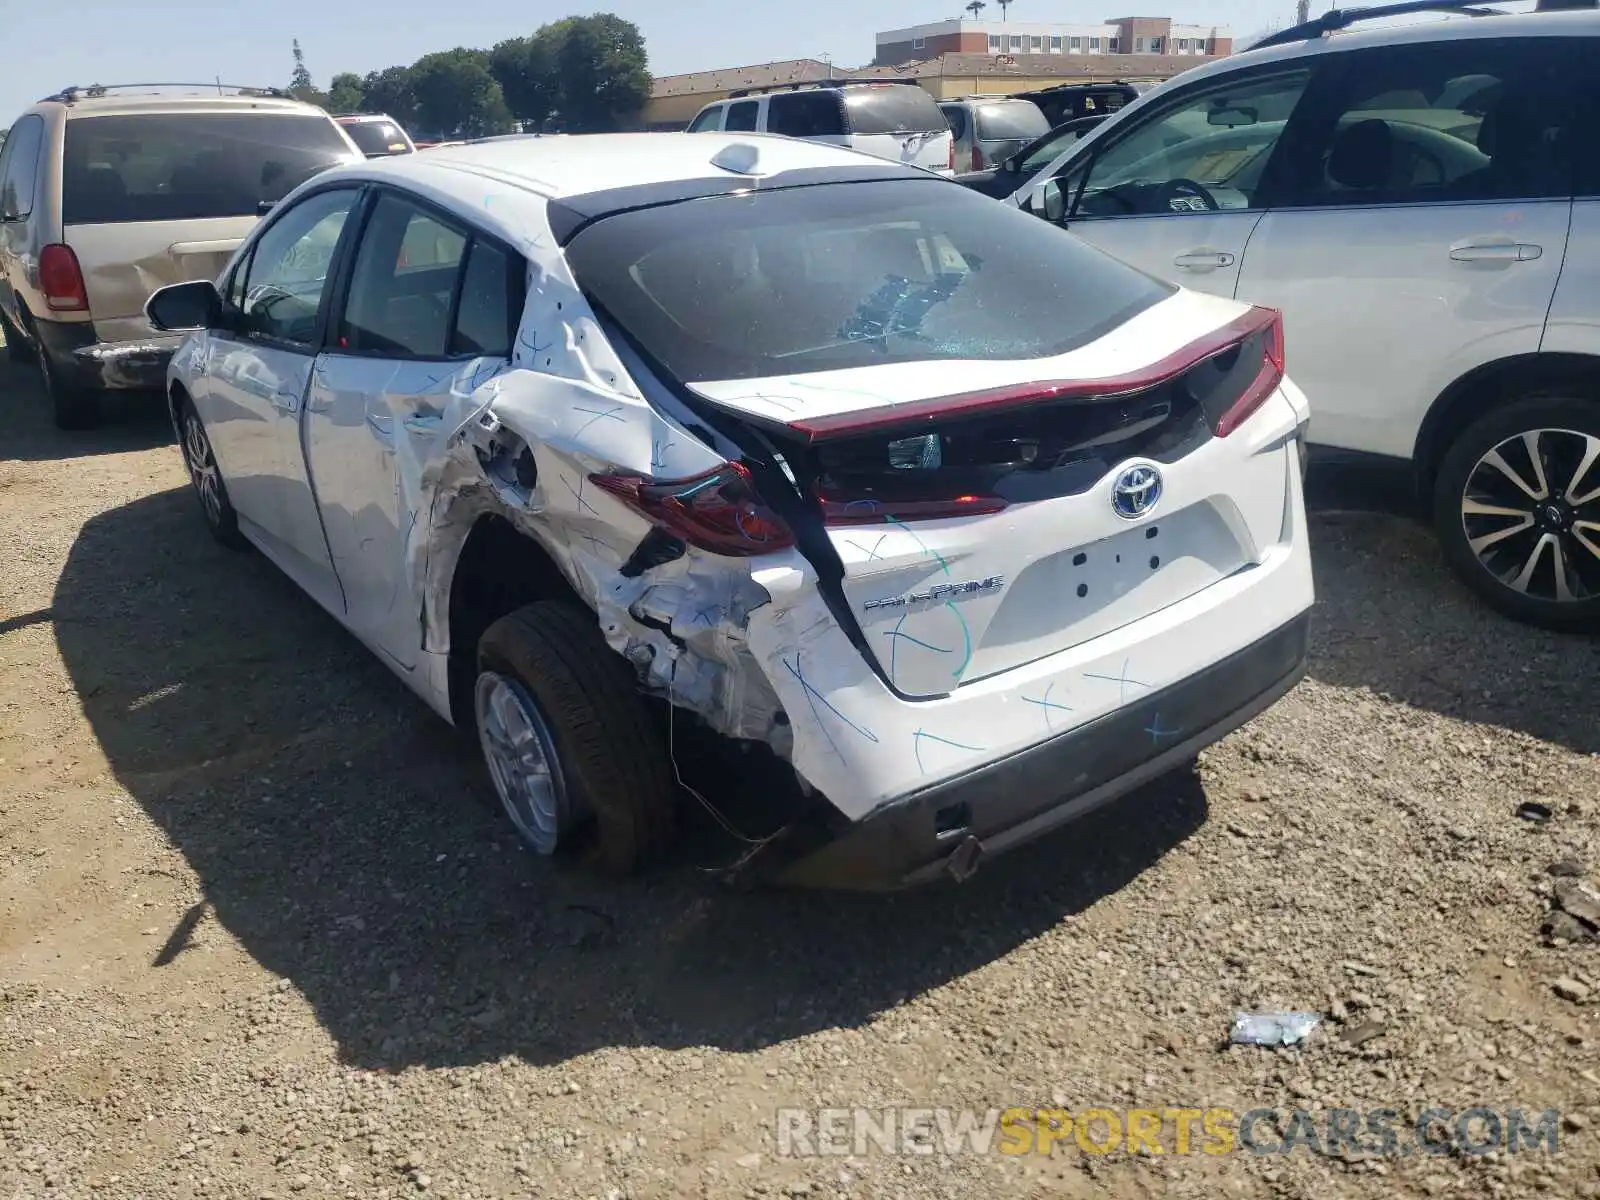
left=590, top=463, right=795, bottom=557
left=948, top=137, right=956, bottom=172
left=39, top=244, right=88, bottom=312
left=971, top=145, right=985, bottom=171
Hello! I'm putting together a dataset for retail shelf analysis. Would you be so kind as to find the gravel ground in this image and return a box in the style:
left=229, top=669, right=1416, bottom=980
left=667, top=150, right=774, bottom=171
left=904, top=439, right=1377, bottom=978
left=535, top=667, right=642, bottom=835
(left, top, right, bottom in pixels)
left=3, top=343, right=1600, bottom=1200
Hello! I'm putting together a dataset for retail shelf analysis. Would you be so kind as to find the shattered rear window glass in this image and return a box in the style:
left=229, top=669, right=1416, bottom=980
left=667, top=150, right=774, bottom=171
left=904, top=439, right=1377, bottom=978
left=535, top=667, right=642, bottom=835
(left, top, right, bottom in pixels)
left=563, top=178, right=1171, bottom=382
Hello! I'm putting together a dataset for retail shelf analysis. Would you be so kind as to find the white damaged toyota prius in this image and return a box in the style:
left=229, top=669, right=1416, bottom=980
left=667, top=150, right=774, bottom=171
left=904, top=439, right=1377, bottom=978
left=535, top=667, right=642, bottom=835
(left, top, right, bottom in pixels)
left=147, top=131, right=1315, bottom=889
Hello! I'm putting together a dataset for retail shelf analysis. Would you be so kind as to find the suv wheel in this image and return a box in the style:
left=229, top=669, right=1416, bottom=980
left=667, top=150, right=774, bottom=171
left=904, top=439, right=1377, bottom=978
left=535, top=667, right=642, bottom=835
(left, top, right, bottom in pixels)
left=475, top=602, right=678, bottom=874
left=1433, top=396, right=1600, bottom=629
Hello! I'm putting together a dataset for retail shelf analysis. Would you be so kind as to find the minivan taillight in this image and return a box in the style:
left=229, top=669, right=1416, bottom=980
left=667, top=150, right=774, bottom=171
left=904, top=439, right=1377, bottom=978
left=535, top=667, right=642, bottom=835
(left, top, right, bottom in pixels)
left=948, top=138, right=957, bottom=172
left=590, top=463, right=795, bottom=557
left=39, top=244, right=88, bottom=312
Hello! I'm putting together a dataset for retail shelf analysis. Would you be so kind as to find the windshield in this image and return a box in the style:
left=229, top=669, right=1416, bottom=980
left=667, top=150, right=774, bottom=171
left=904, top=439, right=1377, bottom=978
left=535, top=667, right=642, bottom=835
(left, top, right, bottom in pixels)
left=975, top=102, right=1049, bottom=141
left=62, top=113, right=354, bottom=224
left=341, top=120, right=412, bottom=156
left=564, top=178, right=1171, bottom=383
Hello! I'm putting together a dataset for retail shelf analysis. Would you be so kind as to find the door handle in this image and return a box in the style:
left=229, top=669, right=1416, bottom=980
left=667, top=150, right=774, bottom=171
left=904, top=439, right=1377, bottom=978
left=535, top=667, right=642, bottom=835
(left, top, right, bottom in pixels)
left=1449, top=241, right=1542, bottom=263
left=1173, top=249, right=1236, bottom=271
left=270, top=386, right=300, bottom=414
left=365, top=410, right=395, bottom=446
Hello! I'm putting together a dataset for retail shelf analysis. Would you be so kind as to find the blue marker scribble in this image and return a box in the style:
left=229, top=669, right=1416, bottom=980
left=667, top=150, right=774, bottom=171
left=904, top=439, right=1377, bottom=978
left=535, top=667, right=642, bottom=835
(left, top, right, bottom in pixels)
left=650, top=437, right=677, bottom=470
left=782, top=655, right=879, bottom=761
left=1144, top=712, right=1181, bottom=744
left=912, top=728, right=985, bottom=775
left=561, top=474, right=599, bottom=517
left=845, top=534, right=891, bottom=563
left=692, top=605, right=721, bottom=628
left=882, top=613, right=951, bottom=685
left=1083, top=658, right=1151, bottom=705
left=517, top=328, right=553, bottom=360
left=578, top=533, right=612, bottom=558
left=1023, top=682, right=1075, bottom=733
left=572, top=404, right=626, bottom=436
left=734, top=506, right=777, bottom=545
left=465, top=358, right=506, bottom=392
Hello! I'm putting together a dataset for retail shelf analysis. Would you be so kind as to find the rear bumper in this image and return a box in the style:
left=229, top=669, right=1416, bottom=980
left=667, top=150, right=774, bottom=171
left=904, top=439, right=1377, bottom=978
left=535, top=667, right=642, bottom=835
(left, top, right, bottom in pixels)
left=33, top=317, right=182, bottom=391
left=776, top=609, right=1309, bottom=890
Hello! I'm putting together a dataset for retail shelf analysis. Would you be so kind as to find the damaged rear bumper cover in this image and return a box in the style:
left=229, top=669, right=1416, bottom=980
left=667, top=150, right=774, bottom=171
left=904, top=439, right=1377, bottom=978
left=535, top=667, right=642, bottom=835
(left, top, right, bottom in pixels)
left=772, top=611, right=1310, bottom=891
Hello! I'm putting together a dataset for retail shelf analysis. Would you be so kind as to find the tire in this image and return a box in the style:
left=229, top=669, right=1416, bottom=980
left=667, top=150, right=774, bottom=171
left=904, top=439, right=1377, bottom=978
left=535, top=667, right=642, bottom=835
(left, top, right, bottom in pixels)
left=32, top=325, right=100, bottom=430
left=476, top=601, right=678, bottom=875
left=176, top=396, right=248, bottom=550
left=1432, top=394, right=1600, bottom=630
left=0, top=307, right=31, bottom=364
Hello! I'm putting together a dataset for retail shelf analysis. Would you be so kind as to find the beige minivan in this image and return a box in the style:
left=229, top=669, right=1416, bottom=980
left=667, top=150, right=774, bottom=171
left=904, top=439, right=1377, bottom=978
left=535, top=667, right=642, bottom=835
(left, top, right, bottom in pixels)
left=0, top=85, right=361, bottom=428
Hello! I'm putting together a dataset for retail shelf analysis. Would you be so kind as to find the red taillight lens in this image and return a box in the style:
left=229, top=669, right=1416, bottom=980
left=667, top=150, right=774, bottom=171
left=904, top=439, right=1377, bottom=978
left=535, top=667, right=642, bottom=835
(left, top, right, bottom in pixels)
left=948, top=138, right=956, bottom=172
left=1211, top=308, right=1284, bottom=438
left=971, top=145, right=985, bottom=171
left=589, top=463, right=795, bottom=557
left=39, top=244, right=88, bottom=312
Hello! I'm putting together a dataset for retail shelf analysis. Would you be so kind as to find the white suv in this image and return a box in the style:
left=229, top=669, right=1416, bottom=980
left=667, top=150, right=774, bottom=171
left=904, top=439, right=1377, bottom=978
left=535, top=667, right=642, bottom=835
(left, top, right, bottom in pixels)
left=1010, top=4, right=1600, bottom=628
left=146, top=132, right=1313, bottom=888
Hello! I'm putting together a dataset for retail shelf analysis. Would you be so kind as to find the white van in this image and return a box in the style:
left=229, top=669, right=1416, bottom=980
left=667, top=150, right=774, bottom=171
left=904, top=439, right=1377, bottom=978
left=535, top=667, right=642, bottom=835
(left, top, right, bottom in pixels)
left=687, top=81, right=955, bottom=176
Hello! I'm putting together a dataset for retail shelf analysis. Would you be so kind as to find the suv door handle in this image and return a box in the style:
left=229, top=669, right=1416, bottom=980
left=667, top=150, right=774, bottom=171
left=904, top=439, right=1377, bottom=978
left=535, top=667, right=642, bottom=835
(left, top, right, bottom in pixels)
left=1449, top=240, right=1543, bottom=263
left=1173, top=249, right=1236, bottom=271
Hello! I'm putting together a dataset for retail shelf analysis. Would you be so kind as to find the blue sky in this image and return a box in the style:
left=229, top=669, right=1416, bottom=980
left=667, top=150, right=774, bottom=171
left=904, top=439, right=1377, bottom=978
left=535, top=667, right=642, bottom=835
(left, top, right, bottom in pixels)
left=2, top=1, right=1289, bottom=118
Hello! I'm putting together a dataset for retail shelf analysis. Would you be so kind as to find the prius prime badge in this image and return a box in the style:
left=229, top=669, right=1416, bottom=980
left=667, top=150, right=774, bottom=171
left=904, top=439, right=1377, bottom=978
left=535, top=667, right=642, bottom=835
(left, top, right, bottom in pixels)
left=1111, top=463, right=1163, bottom=519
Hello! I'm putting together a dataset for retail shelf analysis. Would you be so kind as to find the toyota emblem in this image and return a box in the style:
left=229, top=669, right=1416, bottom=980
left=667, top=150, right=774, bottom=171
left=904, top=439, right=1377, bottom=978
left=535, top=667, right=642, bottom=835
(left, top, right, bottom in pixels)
left=1111, top=463, right=1163, bottom=519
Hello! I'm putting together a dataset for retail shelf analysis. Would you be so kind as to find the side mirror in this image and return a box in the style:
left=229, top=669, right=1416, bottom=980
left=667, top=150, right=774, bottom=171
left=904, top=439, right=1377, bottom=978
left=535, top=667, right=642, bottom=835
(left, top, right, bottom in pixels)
left=146, top=280, right=222, bottom=332
left=1027, top=178, right=1067, bottom=223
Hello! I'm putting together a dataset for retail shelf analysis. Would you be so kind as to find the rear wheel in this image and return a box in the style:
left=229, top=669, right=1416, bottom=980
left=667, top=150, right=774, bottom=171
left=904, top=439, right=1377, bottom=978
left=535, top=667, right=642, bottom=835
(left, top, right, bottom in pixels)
left=177, top=396, right=247, bottom=550
left=1433, top=395, right=1600, bottom=629
left=475, top=602, right=678, bottom=875
left=31, top=323, right=100, bottom=430
left=0, top=308, right=31, bottom=364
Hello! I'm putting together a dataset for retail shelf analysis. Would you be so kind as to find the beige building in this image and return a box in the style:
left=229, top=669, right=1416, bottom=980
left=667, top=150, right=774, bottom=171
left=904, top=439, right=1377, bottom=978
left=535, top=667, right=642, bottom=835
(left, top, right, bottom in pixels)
left=642, top=50, right=1207, bottom=131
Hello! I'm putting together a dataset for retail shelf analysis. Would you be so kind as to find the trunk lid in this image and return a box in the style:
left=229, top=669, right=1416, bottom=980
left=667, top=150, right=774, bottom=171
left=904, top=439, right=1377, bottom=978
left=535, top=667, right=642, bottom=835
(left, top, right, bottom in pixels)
left=65, top=217, right=254, bottom=330
left=690, top=291, right=1290, bottom=697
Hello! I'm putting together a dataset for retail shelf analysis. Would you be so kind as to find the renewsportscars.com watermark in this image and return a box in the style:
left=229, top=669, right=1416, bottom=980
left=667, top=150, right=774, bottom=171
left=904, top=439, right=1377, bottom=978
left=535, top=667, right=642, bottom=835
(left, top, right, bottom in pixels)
left=777, top=1106, right=1564, bottom=1159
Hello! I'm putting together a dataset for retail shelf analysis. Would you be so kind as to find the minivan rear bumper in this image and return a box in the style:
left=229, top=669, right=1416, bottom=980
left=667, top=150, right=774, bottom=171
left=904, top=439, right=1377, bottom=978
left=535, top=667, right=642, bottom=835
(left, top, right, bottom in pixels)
left=775, top=609, right=1309, bottom=890
left=34, top=317, right=183, bottom=391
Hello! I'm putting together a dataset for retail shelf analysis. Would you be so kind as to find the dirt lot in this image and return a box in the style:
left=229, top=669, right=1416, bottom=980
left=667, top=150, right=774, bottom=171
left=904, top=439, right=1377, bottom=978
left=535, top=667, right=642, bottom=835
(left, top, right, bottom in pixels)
left=3, top=346, right=1600, bottom=1200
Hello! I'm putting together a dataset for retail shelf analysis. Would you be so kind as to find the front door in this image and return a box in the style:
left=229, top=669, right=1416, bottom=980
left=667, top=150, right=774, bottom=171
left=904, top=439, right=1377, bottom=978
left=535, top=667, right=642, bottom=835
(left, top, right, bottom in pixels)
left=1231, top=37, right=1578, bottom=459
left=304, top=189, right=522, bottom=668
left=1028, top=65, right=1320, bottom=302
left=198, top=186, right=360, bottom=611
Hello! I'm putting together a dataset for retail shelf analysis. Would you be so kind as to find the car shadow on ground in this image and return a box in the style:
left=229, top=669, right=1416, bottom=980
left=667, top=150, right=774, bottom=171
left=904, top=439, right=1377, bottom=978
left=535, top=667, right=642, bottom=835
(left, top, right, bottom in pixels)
left=53, top=485, right=1210, bottom=1070
left=1305, top=459, right=1600, bottom=756
left=0, top=354, right=173, bottom=460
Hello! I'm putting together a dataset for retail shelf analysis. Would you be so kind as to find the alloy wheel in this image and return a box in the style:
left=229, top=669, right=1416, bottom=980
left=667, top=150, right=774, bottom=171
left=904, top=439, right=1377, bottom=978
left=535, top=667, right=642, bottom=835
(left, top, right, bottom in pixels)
left=474, top=670, right=573, bottom=855
left=181, top=410, right=225, bottom=528
left=1459, top=427, right=1600, bottom=604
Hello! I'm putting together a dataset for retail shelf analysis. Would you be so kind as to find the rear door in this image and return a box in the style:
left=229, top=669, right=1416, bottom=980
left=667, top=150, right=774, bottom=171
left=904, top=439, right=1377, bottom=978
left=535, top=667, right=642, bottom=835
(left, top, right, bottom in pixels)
left=564, top=179, right=1299, bottom=698
left=1029, top=65, right=1320, bottom=302
left=971, top=100, right=1049, bottom=172
left=59, top=110, right=356, bottom=343
left=843, top=86, right=953, bottom=174
left=304, top=190, right=522, bottom=669
left=1232, top=36, right=1578, bottom=458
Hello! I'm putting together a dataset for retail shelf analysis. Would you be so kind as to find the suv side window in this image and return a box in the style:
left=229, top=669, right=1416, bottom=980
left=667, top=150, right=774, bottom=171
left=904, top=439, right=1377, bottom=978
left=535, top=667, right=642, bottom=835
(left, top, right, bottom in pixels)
left=724, top=100, right=760, bottom=133
left=1057, top=70, right=1314, bottom=219
left=768, top=92, right=847, bottom=138
left=239, top=188, right=359, bottom=346
left=686, top=106, right=723, bottom=133
left=1273, top=39, right=1576, bottom=208
left=0, top=115, right=45, bottom=220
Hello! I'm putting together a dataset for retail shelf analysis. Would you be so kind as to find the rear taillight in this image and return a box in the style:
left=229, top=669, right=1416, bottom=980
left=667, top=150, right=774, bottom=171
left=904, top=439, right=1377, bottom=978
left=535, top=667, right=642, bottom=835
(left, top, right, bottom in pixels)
left=39, top=244, right=88, bottom=312
left=971, top=145, right=985, bottom=171
left=1207, top=308, right=1284, bottom=437
left=590, top=463, right=795, bottom=557
left=819, top=494, right=1007, bottom=525
left=948, top=138, right=957, bottom=172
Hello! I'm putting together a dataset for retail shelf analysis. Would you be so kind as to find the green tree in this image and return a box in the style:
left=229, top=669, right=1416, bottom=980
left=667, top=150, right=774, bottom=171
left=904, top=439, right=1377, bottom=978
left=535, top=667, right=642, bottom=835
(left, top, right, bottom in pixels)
left=290, top=39, right=314, bottom=93
left=359, top=66, right=419, bottom=126
left=491, top=13, right=650, bottom=132
left=410, top=48, right=514, bottom=138
left=327, top=72, right=365, bottom=114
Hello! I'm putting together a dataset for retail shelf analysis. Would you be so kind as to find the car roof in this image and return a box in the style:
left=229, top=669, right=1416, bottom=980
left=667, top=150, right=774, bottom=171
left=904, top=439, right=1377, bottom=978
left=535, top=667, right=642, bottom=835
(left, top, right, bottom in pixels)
left=1183, top=7, right=1599, bottom=85
left=35, top=93, right=326, bottom=121
left=326, top=131, right=922, bottom=201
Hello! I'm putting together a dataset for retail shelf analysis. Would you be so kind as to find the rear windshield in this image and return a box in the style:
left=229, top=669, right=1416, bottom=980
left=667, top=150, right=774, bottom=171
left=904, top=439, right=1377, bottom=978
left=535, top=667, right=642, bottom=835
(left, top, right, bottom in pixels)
left=565, top=178, right=1171, bottom=383
left=975, top=103, right=1050, bottom=141
left=843, top=86, right=948, bottom=135
left=62, top=113, right=354, bottom=225
left=340, top=120, right=412, bottom=156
